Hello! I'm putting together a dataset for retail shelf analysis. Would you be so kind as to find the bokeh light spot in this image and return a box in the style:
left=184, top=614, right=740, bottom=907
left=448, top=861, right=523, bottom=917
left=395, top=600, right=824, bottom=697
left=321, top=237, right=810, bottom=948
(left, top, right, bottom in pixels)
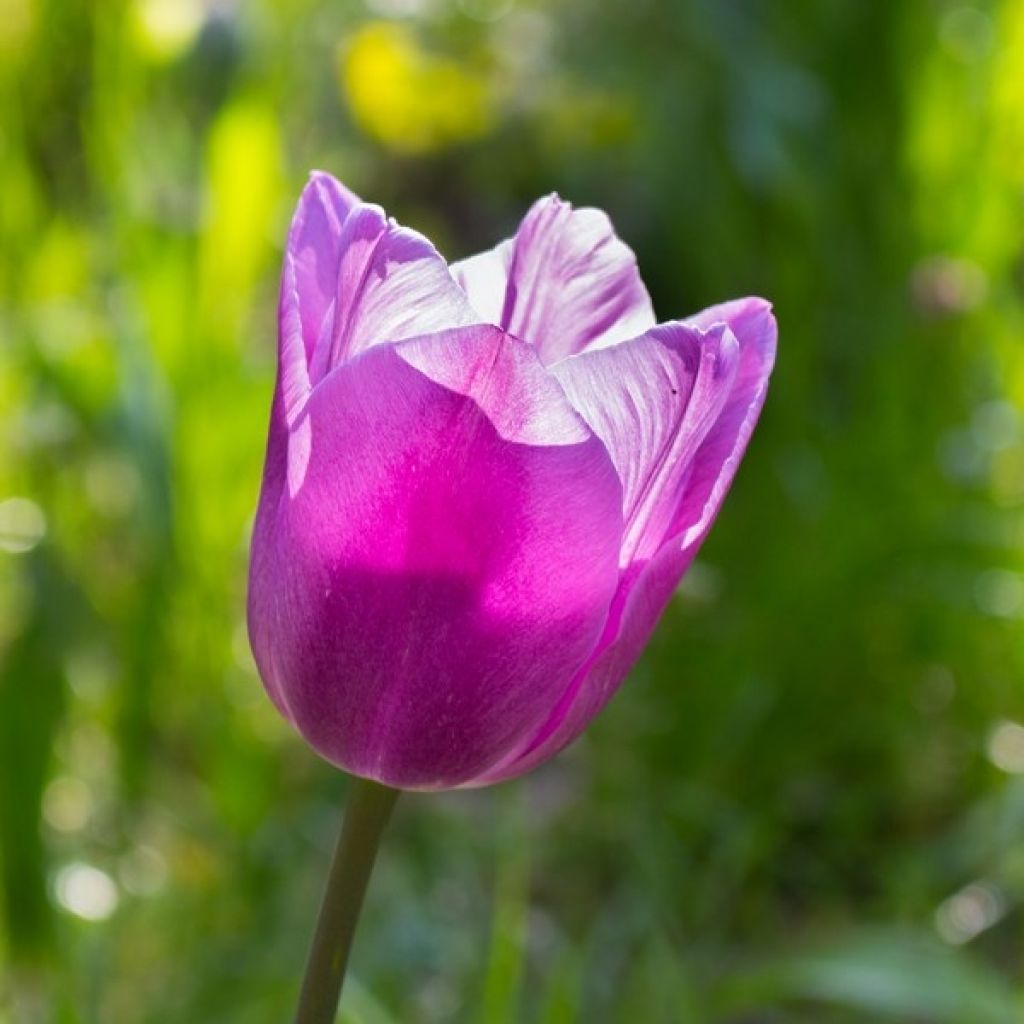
left=132, top=0, right=203, bottom=61
left=986, top=719, right=1024, bottom=774
left=940, top=6, right=994, bottom=62
left=0, top=497, right=46, bottom=554
left=55, top=863, right=119, bottom=922
left=935, top=881, right=1006, bottom=944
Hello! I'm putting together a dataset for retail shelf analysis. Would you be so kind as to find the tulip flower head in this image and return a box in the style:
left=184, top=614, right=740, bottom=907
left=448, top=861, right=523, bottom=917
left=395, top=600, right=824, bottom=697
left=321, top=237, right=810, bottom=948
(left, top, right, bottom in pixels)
left=248, top=172, right=776, bottom=790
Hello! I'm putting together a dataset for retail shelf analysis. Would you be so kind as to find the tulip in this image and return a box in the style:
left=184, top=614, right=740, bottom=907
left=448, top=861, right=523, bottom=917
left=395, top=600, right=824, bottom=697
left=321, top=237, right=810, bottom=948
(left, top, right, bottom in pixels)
left=248, top=171, right=776, bottom=792
left=248, top=171, right=775, bottom=1022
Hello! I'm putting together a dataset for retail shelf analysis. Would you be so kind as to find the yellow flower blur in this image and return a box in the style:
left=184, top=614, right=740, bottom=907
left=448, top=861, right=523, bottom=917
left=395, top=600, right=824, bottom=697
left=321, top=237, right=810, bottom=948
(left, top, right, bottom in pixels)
left=341, top=22, right=493, bottom=155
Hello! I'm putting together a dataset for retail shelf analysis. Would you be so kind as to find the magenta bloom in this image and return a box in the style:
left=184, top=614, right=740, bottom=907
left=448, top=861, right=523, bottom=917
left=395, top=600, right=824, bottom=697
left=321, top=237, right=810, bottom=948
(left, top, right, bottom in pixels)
left=248, top=172, right=776, bottom=790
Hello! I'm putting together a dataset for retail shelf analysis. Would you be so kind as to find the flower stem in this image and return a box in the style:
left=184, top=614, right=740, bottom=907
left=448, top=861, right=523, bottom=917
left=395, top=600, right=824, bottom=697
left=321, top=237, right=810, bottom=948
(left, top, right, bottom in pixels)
left=294, top=777, right=399, bottom=1024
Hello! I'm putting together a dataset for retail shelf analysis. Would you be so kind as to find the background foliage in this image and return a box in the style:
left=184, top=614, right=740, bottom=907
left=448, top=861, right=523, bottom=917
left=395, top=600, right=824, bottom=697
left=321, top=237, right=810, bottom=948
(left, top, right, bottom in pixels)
left=2, top=0, right=1024, bottom=1020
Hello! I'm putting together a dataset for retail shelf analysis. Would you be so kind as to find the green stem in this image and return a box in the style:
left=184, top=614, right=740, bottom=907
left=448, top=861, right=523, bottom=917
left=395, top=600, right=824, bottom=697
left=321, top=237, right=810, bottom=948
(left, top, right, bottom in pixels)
left=294, top=777, right=399, bottom=1024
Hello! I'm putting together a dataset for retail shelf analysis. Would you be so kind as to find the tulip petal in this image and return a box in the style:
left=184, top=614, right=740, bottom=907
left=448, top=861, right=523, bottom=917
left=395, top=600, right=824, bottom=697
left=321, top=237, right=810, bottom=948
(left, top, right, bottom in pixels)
left=479, top=300, right=776, bottom=783
left=271, top=172, right=355, bottom=525
left=306, top=204, right=482, bottom=383
left=551, top=321, right=740, bottom=567
left=283, top=171, right=360, bottom=363
left=452, top=195, right=655, bottom=363
left=475, top=540, right=690, bottom=785
left=397, top=326, right=592, bottom=447
left=249, top=326, right=623, bottom=789
left=450, top=240, right=513, bottom=326
left=277, top=172, right=358, bottom=427
left=675, top=297, right=777, bottom=551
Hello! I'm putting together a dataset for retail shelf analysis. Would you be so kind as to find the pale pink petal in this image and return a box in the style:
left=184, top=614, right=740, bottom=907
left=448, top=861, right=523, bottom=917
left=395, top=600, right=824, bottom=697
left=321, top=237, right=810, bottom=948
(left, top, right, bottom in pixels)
left=450, top=240, right=513, bottom=325
left=452, top=195, right=655, bottom=362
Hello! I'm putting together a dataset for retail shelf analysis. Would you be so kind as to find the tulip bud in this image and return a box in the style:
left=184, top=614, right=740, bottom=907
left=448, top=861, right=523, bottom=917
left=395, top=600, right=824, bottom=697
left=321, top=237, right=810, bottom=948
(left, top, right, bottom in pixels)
left=248, top=172, right=776, bottom=790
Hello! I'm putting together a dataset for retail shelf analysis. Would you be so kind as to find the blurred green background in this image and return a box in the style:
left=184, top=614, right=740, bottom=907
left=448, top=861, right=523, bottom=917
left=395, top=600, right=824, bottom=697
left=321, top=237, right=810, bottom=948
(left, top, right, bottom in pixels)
left=2, top=0, right=1024, bottom=1020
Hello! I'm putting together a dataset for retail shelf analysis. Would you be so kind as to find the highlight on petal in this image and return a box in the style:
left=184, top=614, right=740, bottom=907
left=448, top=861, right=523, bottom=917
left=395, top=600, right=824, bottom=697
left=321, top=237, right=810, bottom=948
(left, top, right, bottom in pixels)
left=451, top=194, right=655, bottom=363
left=249, top=327, right=624, bottom=789
left=552, top=322, right=740, bottom=567
left=397, top=326, right=591, bottom=447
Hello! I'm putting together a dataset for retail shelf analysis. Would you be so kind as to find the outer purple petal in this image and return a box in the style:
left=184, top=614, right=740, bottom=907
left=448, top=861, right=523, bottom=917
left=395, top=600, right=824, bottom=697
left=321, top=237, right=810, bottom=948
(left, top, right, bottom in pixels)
left=248, top=326, right=623, bottom=789
left=477, top=299, right=776, bottom=784
left=451, top=195, right=655, bottom=363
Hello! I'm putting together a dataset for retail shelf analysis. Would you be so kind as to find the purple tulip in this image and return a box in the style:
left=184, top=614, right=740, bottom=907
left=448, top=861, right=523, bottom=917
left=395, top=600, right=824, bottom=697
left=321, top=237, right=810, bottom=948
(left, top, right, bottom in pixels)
left=248, top=171, right=776, bottom=791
